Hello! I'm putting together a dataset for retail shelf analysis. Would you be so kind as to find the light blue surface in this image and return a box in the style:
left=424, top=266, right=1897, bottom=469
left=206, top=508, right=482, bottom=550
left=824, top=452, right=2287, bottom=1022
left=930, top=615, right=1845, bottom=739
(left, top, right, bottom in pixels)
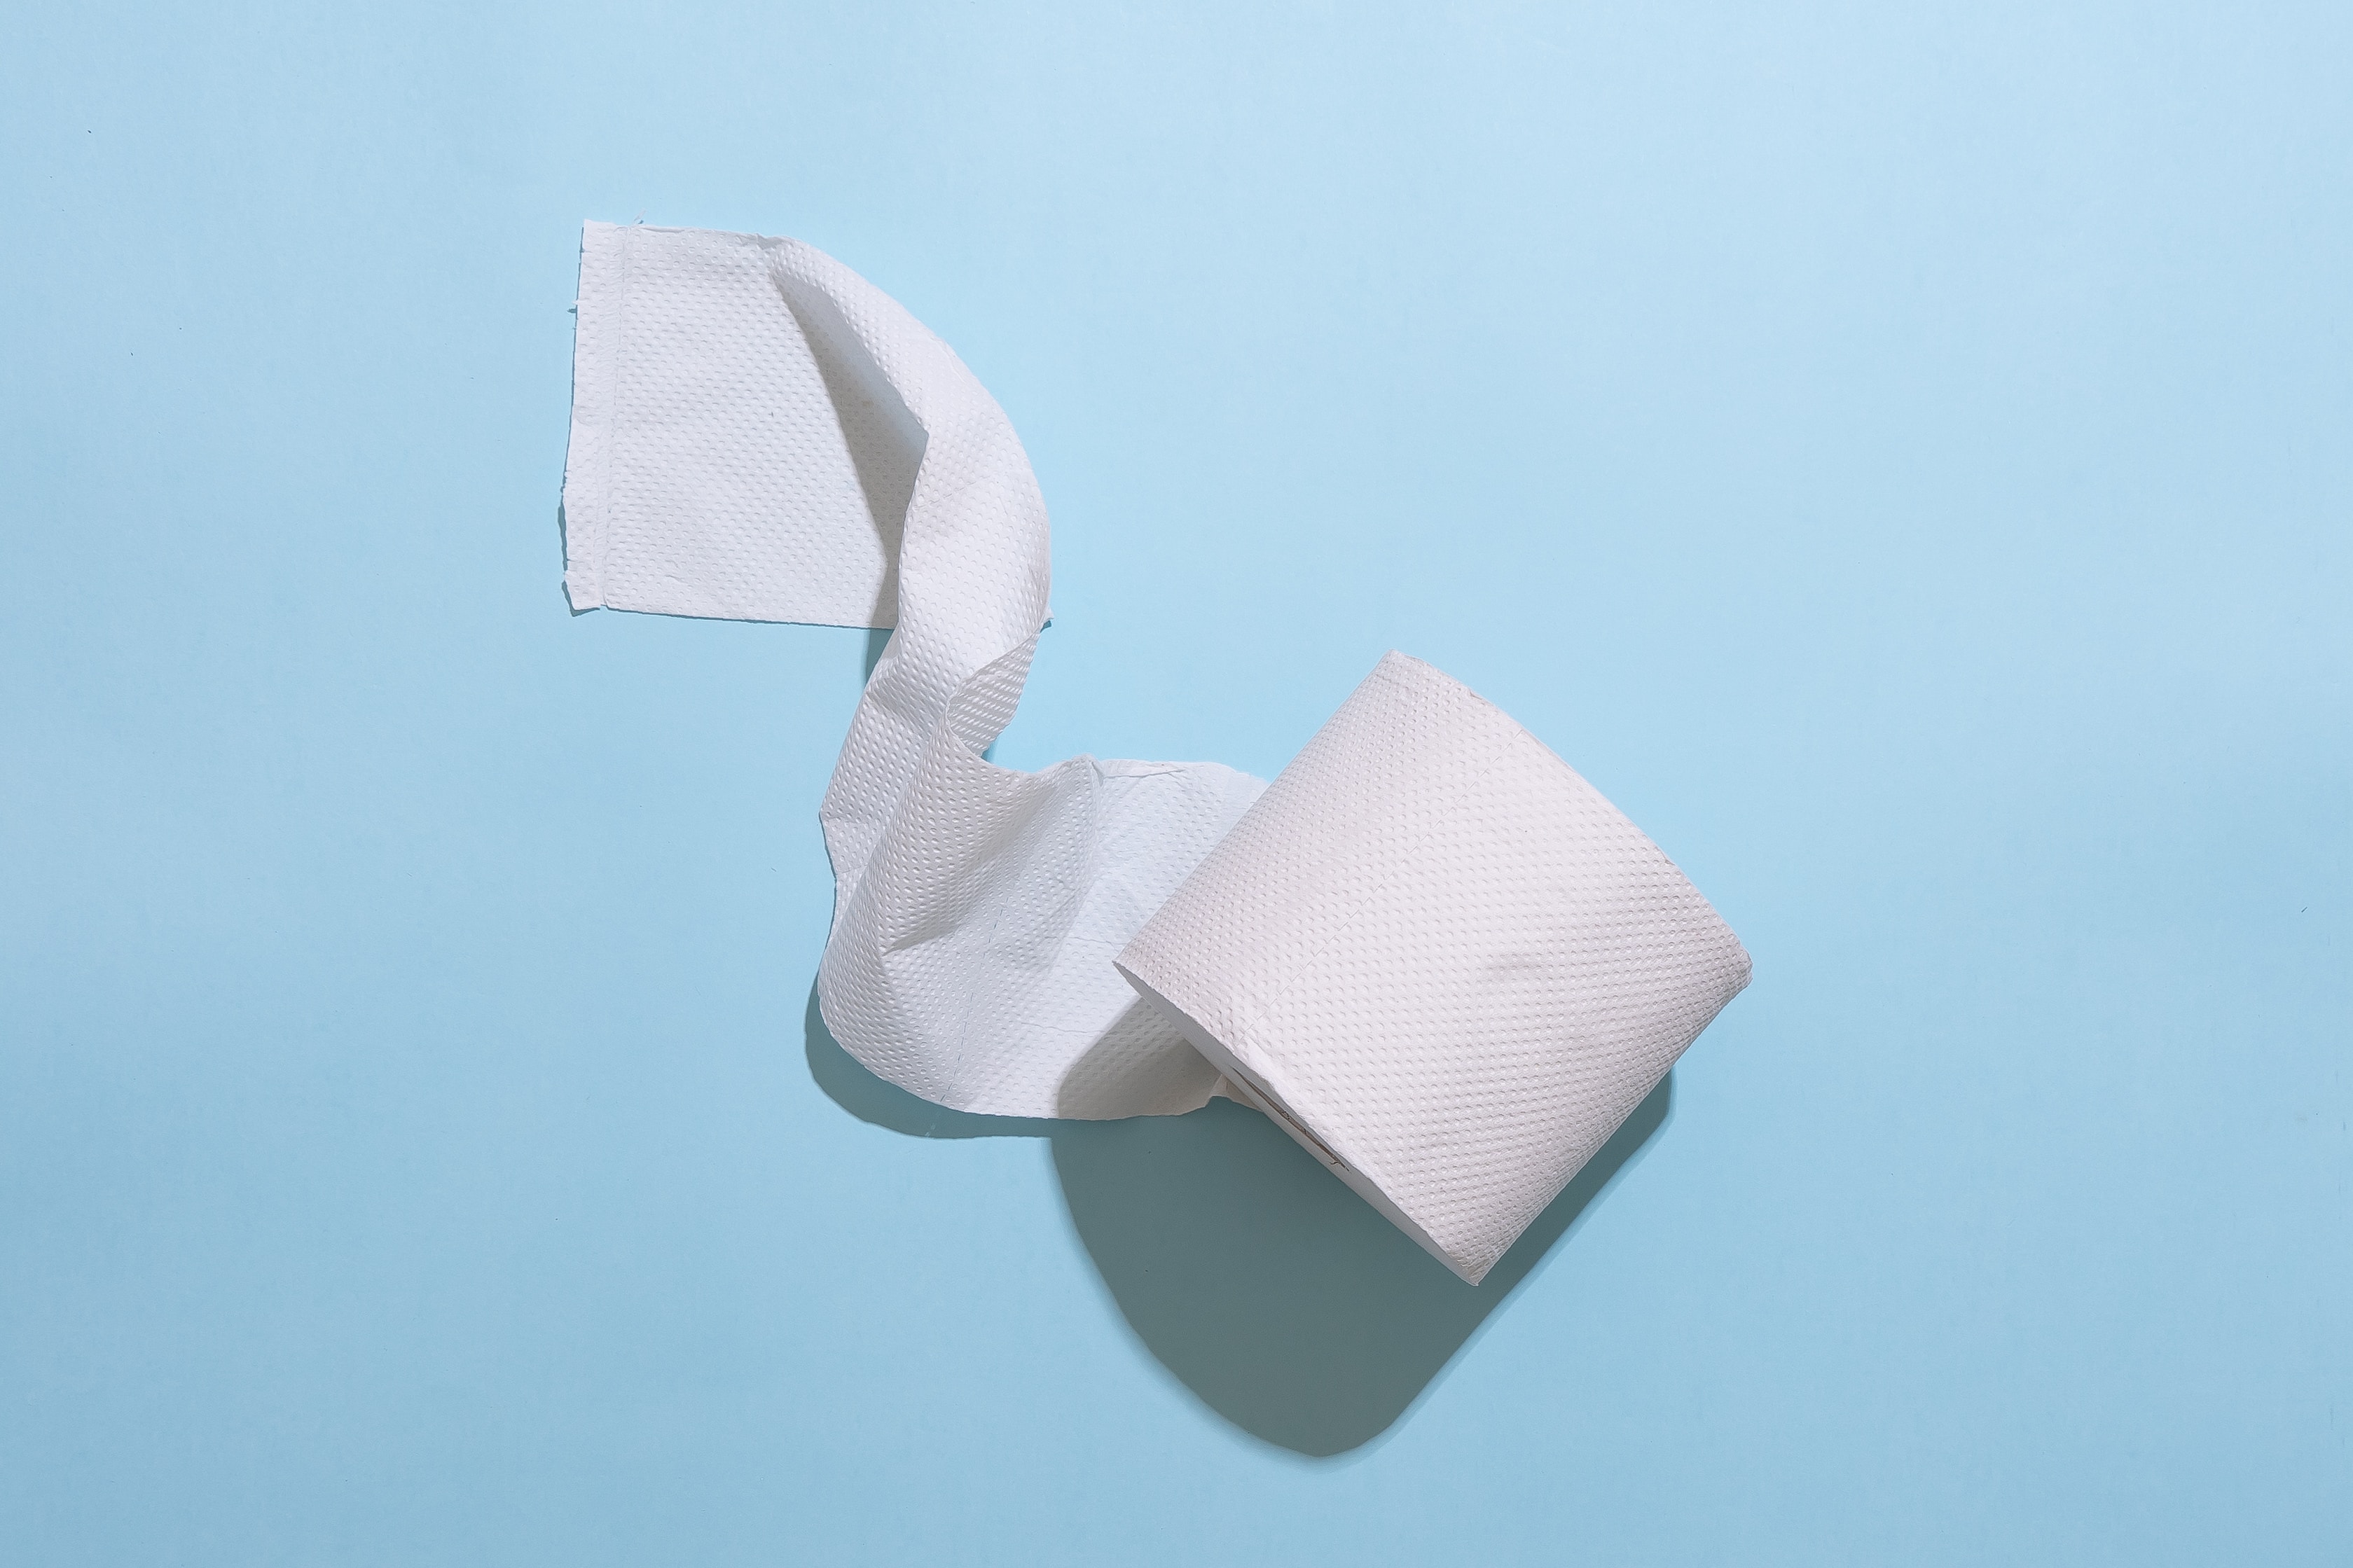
left=5, top=1, right=2348, bottom=1560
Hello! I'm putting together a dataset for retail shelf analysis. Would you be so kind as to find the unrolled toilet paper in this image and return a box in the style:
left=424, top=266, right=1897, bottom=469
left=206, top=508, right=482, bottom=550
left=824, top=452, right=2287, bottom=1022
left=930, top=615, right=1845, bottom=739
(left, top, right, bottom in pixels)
left=560, top=221, right=1750, bottom=1281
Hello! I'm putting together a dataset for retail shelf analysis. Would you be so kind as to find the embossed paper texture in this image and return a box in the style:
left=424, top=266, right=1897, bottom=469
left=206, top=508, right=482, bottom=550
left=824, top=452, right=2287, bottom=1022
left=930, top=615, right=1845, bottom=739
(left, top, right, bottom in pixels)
left=1117, top=653, right=1750, bottom=1282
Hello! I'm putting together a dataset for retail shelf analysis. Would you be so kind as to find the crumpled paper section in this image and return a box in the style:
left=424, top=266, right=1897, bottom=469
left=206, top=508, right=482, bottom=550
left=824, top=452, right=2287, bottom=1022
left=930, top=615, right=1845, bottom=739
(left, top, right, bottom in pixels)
left=560, top=221, right=1750, bottom=1278
left=564, top=221, right=1263, bottom=1118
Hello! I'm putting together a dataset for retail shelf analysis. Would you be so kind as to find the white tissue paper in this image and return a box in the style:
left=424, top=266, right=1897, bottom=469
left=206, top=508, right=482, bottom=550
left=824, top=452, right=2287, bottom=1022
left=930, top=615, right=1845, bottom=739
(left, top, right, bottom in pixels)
left=560, top=221, right=1750, bottom=1281
left=1116, top=652, right=1751, bottom=1282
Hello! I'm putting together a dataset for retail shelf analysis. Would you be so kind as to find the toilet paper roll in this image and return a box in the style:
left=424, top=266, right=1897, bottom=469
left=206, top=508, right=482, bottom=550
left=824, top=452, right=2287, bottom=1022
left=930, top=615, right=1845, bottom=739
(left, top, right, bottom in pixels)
left=558, top=221, right=1751, bottom=1280
left=1115, top=652, right=1751, bottom=1284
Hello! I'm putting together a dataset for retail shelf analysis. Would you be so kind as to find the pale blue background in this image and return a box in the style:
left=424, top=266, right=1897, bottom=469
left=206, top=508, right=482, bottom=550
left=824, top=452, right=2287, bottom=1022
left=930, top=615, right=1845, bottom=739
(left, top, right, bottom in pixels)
left=4, top=1, right=2348, bottom=1561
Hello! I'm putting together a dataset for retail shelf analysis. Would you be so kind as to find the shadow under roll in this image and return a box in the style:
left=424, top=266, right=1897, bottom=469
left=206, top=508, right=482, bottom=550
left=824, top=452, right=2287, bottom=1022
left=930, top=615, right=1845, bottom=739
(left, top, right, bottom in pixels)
left=804, top=983, right=1674, bottom=1458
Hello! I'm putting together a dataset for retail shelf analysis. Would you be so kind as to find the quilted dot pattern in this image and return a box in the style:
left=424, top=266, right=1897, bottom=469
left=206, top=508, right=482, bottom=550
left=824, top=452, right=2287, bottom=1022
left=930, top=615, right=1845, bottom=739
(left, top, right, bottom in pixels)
left=1117, top=653, right=1751, bottom=1283
left=562, top=223, right=1263, bottom=1118
left=563, top=223, right=919, bottom=627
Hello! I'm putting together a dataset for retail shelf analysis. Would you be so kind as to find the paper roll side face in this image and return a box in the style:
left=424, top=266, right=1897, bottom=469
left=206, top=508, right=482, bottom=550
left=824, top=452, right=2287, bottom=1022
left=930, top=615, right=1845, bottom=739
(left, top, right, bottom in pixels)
left=1119, top=652, right=1751, bottom=1284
